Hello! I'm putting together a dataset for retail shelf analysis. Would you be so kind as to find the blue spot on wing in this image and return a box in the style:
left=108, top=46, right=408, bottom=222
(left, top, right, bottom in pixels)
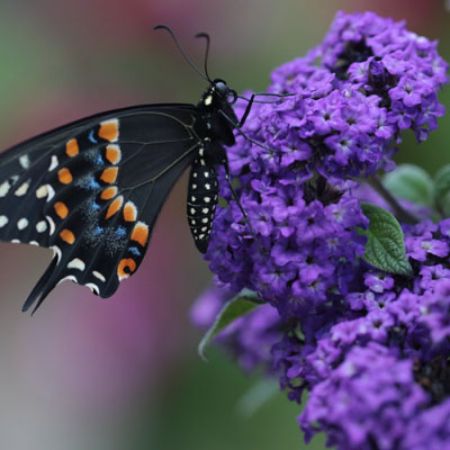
left=88, top=178, right=100, bottom=190
left=129, top=246, right=141, bottom=257
left=95, top=155, right=104, bottom=166
left=88, top=130, right=98, bottom=144
left=115, top=226, right=127, bottom=238
left=79, top=176, right=100, bottom=191
left=84, top=149, right=104, bottom=167
left=90, top=201, right=101, bottom=211
left=94, top=226, right=104, bottom=236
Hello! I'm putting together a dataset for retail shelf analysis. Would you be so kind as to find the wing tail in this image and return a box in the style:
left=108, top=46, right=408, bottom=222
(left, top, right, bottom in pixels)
left=22, top=257, right=59, bottom=313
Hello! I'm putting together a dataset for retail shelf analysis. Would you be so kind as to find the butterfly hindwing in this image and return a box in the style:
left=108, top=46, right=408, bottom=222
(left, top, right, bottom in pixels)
left=0, top=105, right=199, bottom=312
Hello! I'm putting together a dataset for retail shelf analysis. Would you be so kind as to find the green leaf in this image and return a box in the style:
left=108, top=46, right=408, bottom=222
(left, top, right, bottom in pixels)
left=361, top=203, right=413, bottom=276
left=434, top=164, right=450, bottom=218
left=236, top=379, right=280, bottom=418
left=383, top=164, right=434, bottom=207
left=198, top=289, right=261, bottom=361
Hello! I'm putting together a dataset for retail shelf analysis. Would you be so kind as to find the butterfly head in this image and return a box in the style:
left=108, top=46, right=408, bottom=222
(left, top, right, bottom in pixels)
left=202, top=79, right=237, bottom=109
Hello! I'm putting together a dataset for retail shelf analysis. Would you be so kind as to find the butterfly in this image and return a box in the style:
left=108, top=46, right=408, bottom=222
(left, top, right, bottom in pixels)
left=0, top=26, right=259, bottom=314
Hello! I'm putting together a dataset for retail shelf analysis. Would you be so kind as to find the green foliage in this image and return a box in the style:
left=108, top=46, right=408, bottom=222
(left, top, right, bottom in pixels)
left=383, top=164, right=434, bottom=207
left=434, top=164, right=450, bottom=218
left=198, top=289, right=261, bottom=360
left=237, top=379, right=280, bottom=419
left=361, top=203, right=413, bottom=276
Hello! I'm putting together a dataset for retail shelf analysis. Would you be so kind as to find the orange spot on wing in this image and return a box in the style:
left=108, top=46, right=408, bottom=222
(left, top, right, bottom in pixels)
left=105, top=144, right=122, bottom=164
left=117, top=258, right=137, bottom=281
left=123, top=201, right=137, bottom=222
left=59, top=229, right=75, bottom=245
left=54, top=201, right=69, bottom=219
left=58, top=168, right=73, bottom=185
left=100, top=167, right=118, bottom=184
left=131, top=221, right=149, bottom=247
left=105, top=195, right=124, bottom=219
left=98, top=119, right=119, bottom=142
left=100, top=186, right=118, bottom=200
left=66, top=139, right=79, bottom=157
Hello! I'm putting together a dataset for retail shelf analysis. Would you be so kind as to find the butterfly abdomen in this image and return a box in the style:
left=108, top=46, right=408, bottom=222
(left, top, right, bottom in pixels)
left=187, top=152, right=218, bottom=253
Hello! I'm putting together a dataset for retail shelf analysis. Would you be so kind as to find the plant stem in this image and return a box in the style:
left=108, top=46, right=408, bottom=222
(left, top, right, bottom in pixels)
left=368, top=176, right=419, bottom=224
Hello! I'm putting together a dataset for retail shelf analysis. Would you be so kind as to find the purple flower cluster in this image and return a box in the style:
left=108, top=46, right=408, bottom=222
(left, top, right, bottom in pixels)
left=321, top=11, right=447, bottom=142
left=300, top=344, right=428, bottom=450
left=206, top=10, right=446, bottom=320
left=274, top=221, right=450, bottom=449
left=403, top=400, right=450, bottom=450
left=192, top=11, right=449, bottom=450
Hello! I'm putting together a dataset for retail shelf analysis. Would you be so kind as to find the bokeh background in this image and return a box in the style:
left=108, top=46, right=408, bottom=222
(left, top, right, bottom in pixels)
left=0, top=1, right=448, bottom=449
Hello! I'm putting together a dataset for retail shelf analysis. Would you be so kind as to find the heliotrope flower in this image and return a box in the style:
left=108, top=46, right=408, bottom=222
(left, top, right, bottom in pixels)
left=192, top=10, right=449, bottom=450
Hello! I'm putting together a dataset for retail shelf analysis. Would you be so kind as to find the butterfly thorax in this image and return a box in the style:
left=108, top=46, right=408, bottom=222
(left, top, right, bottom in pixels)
left=194, top=79, right=238, bottom=148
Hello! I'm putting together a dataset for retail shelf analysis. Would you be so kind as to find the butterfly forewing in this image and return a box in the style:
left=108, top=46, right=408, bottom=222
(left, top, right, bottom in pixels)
left=0, top=105, right=199, bottom=311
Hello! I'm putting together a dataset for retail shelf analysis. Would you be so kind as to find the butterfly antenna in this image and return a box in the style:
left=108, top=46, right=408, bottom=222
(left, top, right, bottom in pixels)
left=254, top=92, right=294, bottom=98
left=195, top=32, right=213, bottom=82
left=237, top=92, right=294, bottom=104
left=154, top=25, right=208, bottom=82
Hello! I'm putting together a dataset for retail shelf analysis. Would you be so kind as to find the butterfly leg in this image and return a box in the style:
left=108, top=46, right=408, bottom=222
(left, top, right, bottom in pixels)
left=237, top=94, right=255, bottom=128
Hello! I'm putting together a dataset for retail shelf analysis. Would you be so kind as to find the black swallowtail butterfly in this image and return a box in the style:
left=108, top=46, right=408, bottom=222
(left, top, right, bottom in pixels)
left=0, top=26, right=269, bottom=314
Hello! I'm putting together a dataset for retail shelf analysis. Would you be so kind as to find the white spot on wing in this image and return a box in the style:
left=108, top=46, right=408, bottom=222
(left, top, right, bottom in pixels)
left=68, top=258, right=86, bottom=271
left=17, top=218, right=29, bottom=230
left=58, top=275, right=78, bottom=285
left=49, top=155, right=59, bottom=171
left=92, top=271, right=106, bottom=283
left=0, top=181, right=10, bottom=198
left=36, top=185, right=48, bottom=199
left=51, top=245, right=62, bottom=264
left=15, top=181, right=30, bottom=197
left=85, top=283, right=100, bottom=295
left=19, top=155, right=30, bottom=169
left=0, top=216, right=8, bottom=228
left=46, top=216, right=56, bottom=235
left=36, top=221, right=48, bottom=233
left=46, top=184, right=55, bottom=202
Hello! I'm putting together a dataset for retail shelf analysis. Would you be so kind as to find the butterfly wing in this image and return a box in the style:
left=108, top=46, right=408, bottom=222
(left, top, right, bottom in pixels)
left=0, top=104, right=199, bottom=312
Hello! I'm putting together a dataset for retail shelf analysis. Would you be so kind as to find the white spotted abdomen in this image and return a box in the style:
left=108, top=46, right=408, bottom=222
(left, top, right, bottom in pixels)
left=186, top=157, right=218, bottom=253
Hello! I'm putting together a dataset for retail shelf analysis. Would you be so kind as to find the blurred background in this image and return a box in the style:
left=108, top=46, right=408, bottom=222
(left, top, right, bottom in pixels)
left=0, top=1, right=448, bottom=449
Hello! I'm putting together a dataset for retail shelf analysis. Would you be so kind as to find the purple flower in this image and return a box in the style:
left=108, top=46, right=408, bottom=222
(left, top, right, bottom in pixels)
left=192, top=11, right=449, bottom=450
left=419, top=279, right=450, bottom=346
left=403, top=400, right=450, bottom=450
left=300, top=344, right=428, bottom=450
